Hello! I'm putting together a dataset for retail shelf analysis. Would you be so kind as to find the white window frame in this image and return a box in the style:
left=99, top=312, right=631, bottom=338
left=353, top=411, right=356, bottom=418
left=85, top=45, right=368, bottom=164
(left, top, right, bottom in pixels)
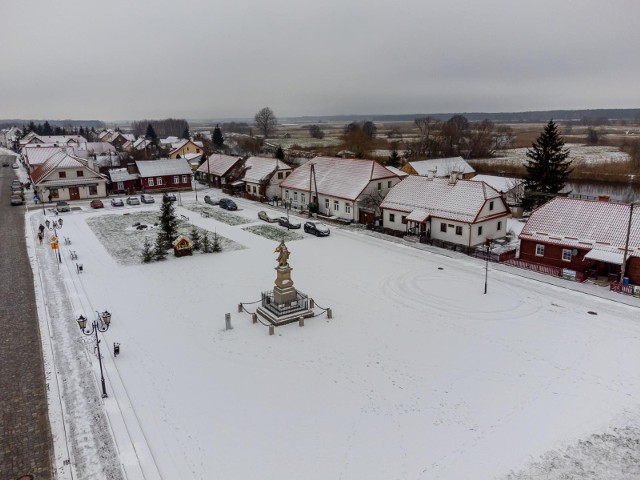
left=157, top=177, right=163, bottom=186
left=535, top=244, right=545, bottom=257
left=182, top=175, right=188, bottom=183
left=333, top=200, right=339, bottom=211
left=301, top=193, right=305, bottom=204
left=440, top=222, right=447, bottom=233
left=345, top=203, right=351, bottom=214
left=294, top=191, right=298, bottom=201
left=148, top=178, right=154, bottom=187
left=325, top=198, right=330, bottom=209
left=455, top=225, right=463, bottom=236
left=173, top=176, right=179, bottom=184
left=285, top=190, right=289, bottom=199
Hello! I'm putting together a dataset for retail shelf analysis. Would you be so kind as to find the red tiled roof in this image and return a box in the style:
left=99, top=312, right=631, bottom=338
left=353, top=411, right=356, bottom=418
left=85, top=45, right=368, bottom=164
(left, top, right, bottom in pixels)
left=280, top=156, right=397, bottom=201
left=520, top=197, right=640, bottom=257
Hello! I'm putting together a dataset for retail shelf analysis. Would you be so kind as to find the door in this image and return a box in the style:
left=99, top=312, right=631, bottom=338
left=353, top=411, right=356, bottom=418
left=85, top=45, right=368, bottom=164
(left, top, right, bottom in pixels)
left=69, top=187, right=80, bottom=200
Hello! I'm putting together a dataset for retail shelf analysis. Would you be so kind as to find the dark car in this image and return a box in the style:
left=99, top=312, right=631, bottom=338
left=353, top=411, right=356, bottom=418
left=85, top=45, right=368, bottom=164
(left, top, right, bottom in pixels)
left=278, top=217, right=301, bottom=229
left=110, top=198, right=124, bottom=207
left=2, top=160, right=10, bottom=167
left=90, top=199, right=104, bottom=209
left=56, top=200, right=70, bottom=212
left=304, top=221, right=330, bottom=236
left=204, top=195, right=219, bottom=205
left=219, top=198, right=237, bottom=210
left=164, top=193, right=177, bottom=202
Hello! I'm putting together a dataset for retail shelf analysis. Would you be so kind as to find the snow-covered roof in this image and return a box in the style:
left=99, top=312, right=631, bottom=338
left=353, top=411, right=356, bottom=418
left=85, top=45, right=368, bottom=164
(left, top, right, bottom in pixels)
left=169, top=139, right=204, bottom=155
left=31, top=151, right=104, bottom=185
left=280, top=156, right=398, bottom=201
left=242, top=156, right=291, bottom=184
left=133, top=138, right=151, bottom=150
left=408, top=157, right=475, bottom=176
left=380, top=176, right=506, bottom=223
left=160, top=136, right=180, bottom=145
left=197, top=154, right=243, bottom=176
left=74, top=142, right=116, bottom=155
left=583, top=249, right=625, bottom=265
left=386, top=166, right=409, bottom=177
left=109, top=168, right=139, bottom=182
left=519, top=197, right=640, bottom=258
left=471, top=175, right=523, bottom=193
left=136, top=159, right=192, bottom=177
left=23, top=145, right=68, bottom=167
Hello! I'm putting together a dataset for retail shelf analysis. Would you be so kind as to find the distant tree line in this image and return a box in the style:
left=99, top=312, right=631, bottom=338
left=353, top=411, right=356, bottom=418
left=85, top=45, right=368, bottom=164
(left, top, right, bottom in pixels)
left=20, top=120, right=99, bottom=139
left=131, top=118, right=190, bottom=138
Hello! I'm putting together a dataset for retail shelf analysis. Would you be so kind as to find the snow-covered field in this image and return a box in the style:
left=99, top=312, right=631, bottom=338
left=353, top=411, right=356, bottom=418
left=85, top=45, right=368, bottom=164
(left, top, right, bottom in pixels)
left=488, top=144, right=630, bottom=166
left=27, top=191, right=640, bottom=479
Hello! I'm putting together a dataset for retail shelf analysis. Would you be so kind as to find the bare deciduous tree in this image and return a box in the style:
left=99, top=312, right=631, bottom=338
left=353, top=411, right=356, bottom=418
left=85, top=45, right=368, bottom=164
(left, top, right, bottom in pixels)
left=254, top=107, right=277, bottom=138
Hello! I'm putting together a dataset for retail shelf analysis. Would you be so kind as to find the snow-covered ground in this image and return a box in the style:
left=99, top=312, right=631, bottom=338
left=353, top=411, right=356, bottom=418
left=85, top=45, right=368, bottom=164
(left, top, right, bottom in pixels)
left=26, top=189, right=640, bottom=479
left=489, top=144, right=630, bottom=166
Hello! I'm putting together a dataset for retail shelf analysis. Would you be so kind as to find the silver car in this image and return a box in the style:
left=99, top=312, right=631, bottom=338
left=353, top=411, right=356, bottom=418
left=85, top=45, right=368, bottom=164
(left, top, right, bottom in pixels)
left=126, top=197, right=140, bottom=205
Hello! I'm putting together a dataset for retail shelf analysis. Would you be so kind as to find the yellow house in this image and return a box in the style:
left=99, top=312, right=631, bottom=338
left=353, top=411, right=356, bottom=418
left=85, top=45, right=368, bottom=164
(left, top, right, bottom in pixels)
left=169, top=139, right=204, bottom=159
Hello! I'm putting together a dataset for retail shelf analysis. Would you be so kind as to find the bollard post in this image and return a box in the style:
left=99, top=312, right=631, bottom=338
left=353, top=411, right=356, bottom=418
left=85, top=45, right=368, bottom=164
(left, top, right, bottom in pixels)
left=327, top=308, right=332, bottom=319
left=299, top=317, right=304, bottom=327
left=237, top=303, right=243, bottom=313
left=252, top=313, right=257, bottom=324
left=310, top=298, right=315, bottom=309
left=269, top=325, right=275, bottom=336
left=225, top=313, right=232, bottom=330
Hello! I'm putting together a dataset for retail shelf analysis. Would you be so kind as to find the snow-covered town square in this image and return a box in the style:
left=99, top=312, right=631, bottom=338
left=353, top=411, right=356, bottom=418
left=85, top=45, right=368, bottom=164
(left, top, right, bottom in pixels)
left=29, top=189, right=640, bottom=480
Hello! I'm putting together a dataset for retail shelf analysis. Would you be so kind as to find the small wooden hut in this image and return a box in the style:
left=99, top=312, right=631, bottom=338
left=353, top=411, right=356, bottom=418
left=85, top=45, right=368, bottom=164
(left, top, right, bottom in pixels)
left=172, top=235, right=193, bottom=257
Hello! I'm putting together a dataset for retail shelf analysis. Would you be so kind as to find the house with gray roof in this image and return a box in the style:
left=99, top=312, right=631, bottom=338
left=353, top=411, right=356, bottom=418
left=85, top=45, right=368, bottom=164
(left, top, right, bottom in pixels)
left=196, top=154, right=244, bottom=188
left=136, top=159, right=192, bottom=193
left=108, top=167, right=140, bottom=195
left=380, top=174, right=510, bottom=246
left=400, top=156, right=475, bottom=179
left=241, top=156, right=292, bottom=200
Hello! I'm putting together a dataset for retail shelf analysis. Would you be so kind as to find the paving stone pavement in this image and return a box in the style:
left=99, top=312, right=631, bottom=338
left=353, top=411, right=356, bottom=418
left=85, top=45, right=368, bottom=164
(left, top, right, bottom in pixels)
left=0, top=155, right=53, bottom=480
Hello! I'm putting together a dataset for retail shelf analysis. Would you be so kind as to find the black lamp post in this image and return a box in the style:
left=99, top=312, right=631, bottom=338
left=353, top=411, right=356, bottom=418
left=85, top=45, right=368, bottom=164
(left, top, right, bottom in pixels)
left=77, top=310, right=112, bottom=398
left=484, top=238, right=493, bottom=295
left=193, top=172, right=198, bottom=202
left=45, top=218, right=63, bottom=263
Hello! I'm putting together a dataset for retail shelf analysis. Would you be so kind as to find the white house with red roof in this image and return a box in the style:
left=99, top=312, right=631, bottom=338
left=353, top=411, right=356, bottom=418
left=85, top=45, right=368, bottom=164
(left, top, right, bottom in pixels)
left=31, top=151, right=107, bottom=203
left=380, top=174, right=510, bottom=246
left=196, top=154, right=245, bottom=188
left=518, top=197, right=640, bottom=285
left=241, top=156, right=292, bottom=200
left=279, top=156, right=401, bottom=223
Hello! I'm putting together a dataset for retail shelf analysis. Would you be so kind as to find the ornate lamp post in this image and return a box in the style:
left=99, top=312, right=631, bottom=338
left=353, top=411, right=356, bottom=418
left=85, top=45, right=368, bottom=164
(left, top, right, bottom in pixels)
left=45, top=218, right=63, bottom=263
left=77, top=310, right=112, bottom=398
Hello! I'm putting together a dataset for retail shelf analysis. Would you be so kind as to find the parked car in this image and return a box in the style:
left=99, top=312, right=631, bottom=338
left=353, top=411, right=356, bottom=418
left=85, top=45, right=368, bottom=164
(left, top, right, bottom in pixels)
left=10, top=194, right=23, bottom=205
left=12, top=180, right=23, bottom=191
left=11, top=163, right=19, bottom=169
left=140, top=194, right=155, bottom=204
left=258, top=211, right=278, bottom=223
left=90, top=199, right=104, bottom=209
left=304, top=221, right=330, bottom=237
left=278, top=217, right=301, bottom=229
left=110, top=197, right=124, bottom=207
left=219, top=198, right=237, bottom=210
left=11, top=186, right=24, bottom=198
left=204, top=195, right=219, bottom=205
left=2, top=160, right=10, bottom=167
left=164, top=193, right=177, bottom=202
left=56, top=200, right=70, bottom=212
left=126, top=197, right=140, bottom=205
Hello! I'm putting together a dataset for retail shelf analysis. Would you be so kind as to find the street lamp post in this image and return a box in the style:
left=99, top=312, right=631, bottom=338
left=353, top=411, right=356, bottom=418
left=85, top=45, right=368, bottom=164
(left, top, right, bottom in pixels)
left=620, top=202, right=637, bottom=284
left=45, top=218, right=63, bottom=263
left=193, top=172, right=198, bottom=202
left=484, top=238, right=493, bottom=295
left=77, top=310, right=112, bottom=398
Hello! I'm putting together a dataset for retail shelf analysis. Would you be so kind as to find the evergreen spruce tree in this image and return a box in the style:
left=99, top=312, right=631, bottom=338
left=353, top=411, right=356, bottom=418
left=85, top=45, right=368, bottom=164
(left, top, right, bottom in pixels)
left=212, top=125, right=224, bottom=149
left=387, top=149, right=401, bottom=168
left=212, top=231, right=222, bottom=252
left=141, top=237, right=154, bottom=263
left=523, top=120, right=572, bottom=208
left=42, top=121, right=53, bottom=135
left=145, top=123, right=158, bottom=144
left=182, top=127, right=190, bottom=140
left=191, top=227, right=202, bottom=251
left=153, top=233, right=168, bottom=260
left=275, top=146, right=285, bottom=160
left=159, top=195, right=179, bottom=248
left=201, top=232, right=211, bottom=253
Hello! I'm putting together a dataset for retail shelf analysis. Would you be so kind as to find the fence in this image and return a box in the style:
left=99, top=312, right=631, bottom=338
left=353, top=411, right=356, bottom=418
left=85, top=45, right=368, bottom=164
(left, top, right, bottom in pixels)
left=504, top=259, right=588, bottom=282
left=260, top=290, right=309, bottom=317
left=610, top=281, right=637, bottom=296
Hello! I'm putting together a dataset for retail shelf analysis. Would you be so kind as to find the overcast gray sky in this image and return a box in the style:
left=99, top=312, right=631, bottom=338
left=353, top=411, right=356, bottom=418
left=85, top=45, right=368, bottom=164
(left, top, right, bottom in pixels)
left=1, top=0, right=638, bottom=121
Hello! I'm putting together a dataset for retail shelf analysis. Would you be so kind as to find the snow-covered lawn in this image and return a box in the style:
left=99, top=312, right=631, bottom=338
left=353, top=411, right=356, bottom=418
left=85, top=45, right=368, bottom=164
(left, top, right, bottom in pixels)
left=29, top=193, right=640, bottom=480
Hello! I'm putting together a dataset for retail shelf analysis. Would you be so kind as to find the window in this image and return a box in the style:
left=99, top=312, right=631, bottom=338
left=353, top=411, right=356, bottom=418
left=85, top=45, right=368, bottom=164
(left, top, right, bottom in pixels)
left=253, top=186, right=257, bottom=194
left=50, top=188, right=59, bottom=199
left=278, top=172, right=283, bottom=179
left=497, top=221, right=502, bottom=231
left=157, top=177, right=163, bottom=186
left=294, top=192, right=298, bottom=201
left=246, top=185, right=251, bottom=192
left=182, top=175, right=188, bottom=183
left=333, top=200, right=339, bottom=211
left=58, top=171, right=66, bottom=178
left=455, top=226, right=463, bottom=236
left=389, top=213, right=395, bottom=222
left=148, top=178, right=154, bottom=186
left=285, top=190, right=289, bottom=199
left=196, top=148, right=201, bottom=153
left=562, top=249, right=572, bottom=262
left=345, top=203, right=351, bottom=214
left=301, top=193, right=305, bottom=204
left=89, top=185, right=98, bottom=195
left=174, top=176, right=179, bottom=184
left=401, top=216, right=407, bottom=224
left=478, top=226, right=483, bottom=236
left=377, top=182, right=382, bottom=190
left=489, top=201, right=494, bottom=211
left=535, top=244, right=545, bottom=257
left=117, top=182, right=124, bottom=191
left=77, top=170, right=84, bottom=177
left=388, top=181, right=392, bottom=188
left=325, top=199, right=330, bottom=209
left=440, top=222, right=447, bottom=233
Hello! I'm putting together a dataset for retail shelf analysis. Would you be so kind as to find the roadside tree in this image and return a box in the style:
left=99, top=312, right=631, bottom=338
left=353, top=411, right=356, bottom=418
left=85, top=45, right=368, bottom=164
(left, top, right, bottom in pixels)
left=254, top=107, right=277, bottom=138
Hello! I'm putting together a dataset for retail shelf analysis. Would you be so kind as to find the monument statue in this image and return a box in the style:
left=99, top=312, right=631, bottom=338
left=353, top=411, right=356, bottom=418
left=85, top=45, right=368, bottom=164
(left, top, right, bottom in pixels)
left=274, top=240, right=290, bottom=268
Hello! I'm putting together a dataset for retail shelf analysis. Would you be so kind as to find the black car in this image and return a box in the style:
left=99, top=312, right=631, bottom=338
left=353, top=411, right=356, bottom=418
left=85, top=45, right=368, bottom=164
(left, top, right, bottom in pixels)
left=164, top=193, right=177, bottom=202
left=304, top=221, right=330, bottom=236
left=204, top=195, right=219, bottom=205
left=219, top=198, right=237, bottom=210
left=278, top=217, right=301, bottom=229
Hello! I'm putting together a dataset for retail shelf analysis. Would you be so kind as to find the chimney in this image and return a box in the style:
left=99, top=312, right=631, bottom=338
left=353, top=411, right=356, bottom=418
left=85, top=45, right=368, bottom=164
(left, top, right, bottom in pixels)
left=449, top=171, right=458, bottom=184
left=427, top=169, right=436, bottom=180
left=598, top=195, right=609, bottom=202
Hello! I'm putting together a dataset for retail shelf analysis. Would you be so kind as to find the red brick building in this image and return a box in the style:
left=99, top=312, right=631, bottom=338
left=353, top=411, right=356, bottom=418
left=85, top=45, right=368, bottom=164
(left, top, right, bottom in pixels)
left=136, top=159, right=193, bottom=193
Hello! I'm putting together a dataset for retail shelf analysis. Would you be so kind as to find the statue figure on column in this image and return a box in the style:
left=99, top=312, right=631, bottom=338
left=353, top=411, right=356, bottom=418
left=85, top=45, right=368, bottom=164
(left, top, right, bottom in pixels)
left=274, top=240, right=290, bottom=268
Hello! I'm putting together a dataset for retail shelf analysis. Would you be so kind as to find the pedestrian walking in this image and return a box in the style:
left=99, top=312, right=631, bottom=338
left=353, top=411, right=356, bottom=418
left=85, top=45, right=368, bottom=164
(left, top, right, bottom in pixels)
left=38, top=224, right=45, bottom=235
left=37, top=231, right=44, bottom=244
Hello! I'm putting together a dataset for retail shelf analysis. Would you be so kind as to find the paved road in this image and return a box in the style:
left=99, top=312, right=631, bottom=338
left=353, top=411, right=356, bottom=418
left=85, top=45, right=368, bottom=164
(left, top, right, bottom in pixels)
left=0, top=155, right=53, bottom=480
